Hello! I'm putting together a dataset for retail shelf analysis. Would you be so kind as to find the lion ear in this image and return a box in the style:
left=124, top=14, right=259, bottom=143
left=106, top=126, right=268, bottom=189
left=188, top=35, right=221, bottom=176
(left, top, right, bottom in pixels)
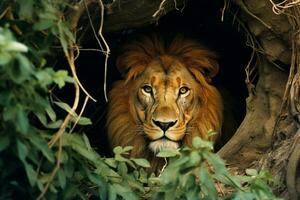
left=116, top=51, right=149, bottom=82
left=188, top=55, right=219, bottom=83
left=169, top=37, right=219, bottom=83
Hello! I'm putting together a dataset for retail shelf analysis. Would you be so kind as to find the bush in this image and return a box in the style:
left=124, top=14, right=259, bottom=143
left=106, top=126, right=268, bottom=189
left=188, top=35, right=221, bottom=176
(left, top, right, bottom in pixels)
left=0, top=1, right=281, bottom=199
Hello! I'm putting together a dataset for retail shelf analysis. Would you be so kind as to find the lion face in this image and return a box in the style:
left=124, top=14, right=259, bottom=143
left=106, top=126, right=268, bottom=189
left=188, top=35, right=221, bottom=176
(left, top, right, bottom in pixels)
left=132, top=56, right=199, bottom=153
left=107, top=36, right=223, bottom=170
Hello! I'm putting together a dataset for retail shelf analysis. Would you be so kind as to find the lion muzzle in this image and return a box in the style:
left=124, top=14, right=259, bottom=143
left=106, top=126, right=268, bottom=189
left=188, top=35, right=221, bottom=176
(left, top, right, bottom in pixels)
left=152, top=120, right=177, bottom=132
left=149, top=138, right=179, bottom=154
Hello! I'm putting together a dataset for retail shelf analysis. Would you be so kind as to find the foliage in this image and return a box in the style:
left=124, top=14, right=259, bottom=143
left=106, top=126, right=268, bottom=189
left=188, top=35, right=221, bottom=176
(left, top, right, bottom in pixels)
left=0, top=1, right=281, bottom=199
left=152, top=137, right=281, bottom=200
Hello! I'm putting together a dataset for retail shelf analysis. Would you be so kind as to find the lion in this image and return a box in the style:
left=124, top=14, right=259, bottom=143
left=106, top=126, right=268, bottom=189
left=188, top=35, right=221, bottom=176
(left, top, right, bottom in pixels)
left=106, top=35, right=223, bottom=171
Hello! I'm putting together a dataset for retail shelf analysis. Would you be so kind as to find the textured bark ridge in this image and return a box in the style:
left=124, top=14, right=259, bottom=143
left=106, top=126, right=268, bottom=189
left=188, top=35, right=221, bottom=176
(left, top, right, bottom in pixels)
left=71, top=0, right=300, bottom=198
left=219, top=1, right=300, bottom=199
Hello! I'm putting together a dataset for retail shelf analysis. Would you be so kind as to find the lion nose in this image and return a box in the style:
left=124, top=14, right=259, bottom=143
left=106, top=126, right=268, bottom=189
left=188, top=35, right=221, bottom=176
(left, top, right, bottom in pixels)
left=152, top=120, right=177, bottom=132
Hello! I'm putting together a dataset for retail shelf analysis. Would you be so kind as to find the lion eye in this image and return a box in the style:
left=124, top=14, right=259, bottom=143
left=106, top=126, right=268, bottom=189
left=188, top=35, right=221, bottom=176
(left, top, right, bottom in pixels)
left=142, top=85, right=153, bottom=94
left=179, top=86, right=190, bottom=95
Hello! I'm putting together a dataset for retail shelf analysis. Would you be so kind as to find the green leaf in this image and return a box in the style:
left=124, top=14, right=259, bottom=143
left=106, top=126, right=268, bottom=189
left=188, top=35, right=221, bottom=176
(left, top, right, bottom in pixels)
left=45, top=105, right=56, bottom=122
left=192, top=136, right=213, bottom=150
left=184, top=175, right=199, bottom=200
left=199, top=166, right=218, bottom=200
left=115, top=154, right=128, bottom=162
left=29, top=134, right=55, bottom=163
left=16, top=140, right=37, bottom=186
left=113, top=146, right=123, bottom=155
left=16, top=140, right=28, bottom=162
left=35, top=68, right=54, bottom=88
left=105, top=158, right=117, bottom=168
left=138, top=168, right=148, bottom=184
left=131, top=158, right=150, bottom=168
left=33, top=19, right=55, bottom=31
left=54, top=101, right=73, bottom=114
left=53, top=70, right=73, bottom=89
left=61, top=22, right=75, bottom=43
left=76, top=117, right=92, bottom=126
left=156, top=148, right=180, bottom=157
left=5, top=41, right=28, bottom=52
left=108, top=184, right=117, bottom=200
left=16, top=107, right=29, bottom=135
left=189, top=151, right=201, bottom=165
left=112, top=183, right=138, bottom=200
left=34, top=111, right=47, bottom=126
left=71, top=143, right=98, bottom=162
left=82, top=133, right=92, bottom=151
left=123, top=146, right=134, bottom=152
left=118, top=162, right=128, bottom=175
left=46, top=120, right=63, bottom=129
left=246, top=168, right=258, bottom=176
left=24, top=162, right=38, bottom=186
left=10, top=54, right=33, bottom=84
left=60, top=150, right=69, bottom=164
left=219, top=174, right=243, bottom=189
left=63, top=133, right=86, bottom=147
left=126, top=175, right=145, bottom=193
left=55, top=20, right=76, bottom=56
left=16, top=0, right=34, bottom=20
left=0, top=90, right=11, bottom=106
left=0, top=135, right=10, bottom=152
left=37, top=180, right=44, bottom=192
left=204, top=151, right=227, bottom=175
left=57, top=168, right=66, bottom=188
left=88, top=173, right=108, bottom=200
left=0, top=51, right=12, bottom=65
left=96, top=165, right=121, bottom=180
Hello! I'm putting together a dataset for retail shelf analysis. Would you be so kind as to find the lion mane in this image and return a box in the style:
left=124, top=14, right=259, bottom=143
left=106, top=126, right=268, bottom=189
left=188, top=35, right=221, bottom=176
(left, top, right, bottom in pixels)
left=106, top=35, right=223, bottom=171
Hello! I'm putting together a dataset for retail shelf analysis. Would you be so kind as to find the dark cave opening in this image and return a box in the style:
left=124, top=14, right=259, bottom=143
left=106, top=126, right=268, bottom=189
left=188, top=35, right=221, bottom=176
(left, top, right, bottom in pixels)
left=56, top=0, right=253, bottom=155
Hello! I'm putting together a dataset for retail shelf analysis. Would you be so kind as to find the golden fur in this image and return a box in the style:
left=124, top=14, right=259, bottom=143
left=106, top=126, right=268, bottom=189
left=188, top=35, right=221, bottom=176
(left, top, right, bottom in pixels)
left=106, top=36, right=223, bottom=172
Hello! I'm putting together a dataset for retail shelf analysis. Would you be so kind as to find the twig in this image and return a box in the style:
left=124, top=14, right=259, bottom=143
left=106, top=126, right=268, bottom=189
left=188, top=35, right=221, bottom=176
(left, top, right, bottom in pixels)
left=84, top=0, right=109, bottom=102
left=174, top=0, right=179, bottom=10
left=173, top=0, right=185, bottom=12
left=0, top=5, right=9, bottom=19
left=70, top=0, right=96, bottom=30
left=221, top=0, right=230, bottom=22
left=244, top=39, right=257, bottom=97
left=234, top=0, right=272, bottom=29
left=5, top=7, right=23, bottom=35
left=48, top=48, right=81, bottom=147
left=71, top=47, right=97, bottom=102
left=289, top=45, right=300, bottom=121
left=229, top=11, right=259, bottom=96
left=97, top=0, right=110, bottom=102
left=158, top=158, right=168, bottom=177
left=76, top=48, right=106, bottom=53
left=269, top=0, right=300, bottom=15
left=84, top=0, right=104, bottom=51
left=180, top=0, right=186, bottom=13
left=286, top=130, right=300, bottom=200
left=153, top=0, right=168, bottom=18
left=37, top=137, right=63, bottom=200
left=216, top=181, right=226, bottom=197
left=70, top=95, right=89, bottom=133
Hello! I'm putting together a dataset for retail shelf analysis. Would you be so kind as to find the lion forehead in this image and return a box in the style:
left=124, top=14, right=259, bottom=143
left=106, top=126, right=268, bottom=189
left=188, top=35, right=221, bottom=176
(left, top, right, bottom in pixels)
left=142, top=59, right=196, bottom=87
